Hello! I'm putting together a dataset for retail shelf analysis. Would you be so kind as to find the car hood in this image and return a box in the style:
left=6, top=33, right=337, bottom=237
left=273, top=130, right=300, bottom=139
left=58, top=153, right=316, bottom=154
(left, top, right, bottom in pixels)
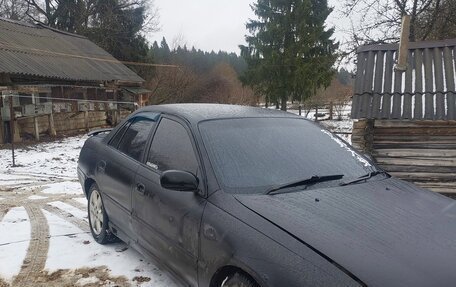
left=234, top=178, right=456, bottom=287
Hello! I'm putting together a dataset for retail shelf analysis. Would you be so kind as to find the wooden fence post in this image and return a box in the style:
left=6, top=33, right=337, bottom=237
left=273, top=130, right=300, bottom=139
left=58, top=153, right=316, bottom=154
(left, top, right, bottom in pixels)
left=329, top=101, right=333, bottom=120
left=31, top=93, right=39, bottom=141
left=83, top=89, right=89, bottom=132
left=364, top=119, right=375, bottom=155
left=48, top=112, right=56, bottom=136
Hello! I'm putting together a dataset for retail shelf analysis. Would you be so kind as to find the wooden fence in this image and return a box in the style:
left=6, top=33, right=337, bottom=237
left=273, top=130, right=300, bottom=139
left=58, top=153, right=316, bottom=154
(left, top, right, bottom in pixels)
left=352, top=39, right=456, bottom=120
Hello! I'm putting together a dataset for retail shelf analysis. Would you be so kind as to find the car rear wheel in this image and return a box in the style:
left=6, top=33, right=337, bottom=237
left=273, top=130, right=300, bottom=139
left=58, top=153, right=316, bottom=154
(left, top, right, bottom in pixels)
left=88, top=183, right=116, bottom=244
left=221, top=273, right=259, bottom=287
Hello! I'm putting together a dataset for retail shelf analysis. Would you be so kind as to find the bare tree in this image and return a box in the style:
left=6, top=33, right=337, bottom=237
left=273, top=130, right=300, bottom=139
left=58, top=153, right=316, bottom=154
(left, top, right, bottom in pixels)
left=0, top=0, right=35, bottom=21
left=342, top=0, right=456, bottom=61
left=147, top=66, right=196, bottom=105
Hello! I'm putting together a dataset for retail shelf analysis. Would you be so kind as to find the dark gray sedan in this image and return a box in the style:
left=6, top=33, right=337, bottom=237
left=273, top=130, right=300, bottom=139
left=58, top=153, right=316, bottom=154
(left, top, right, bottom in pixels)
left=77, top=104, right=456, bottom=287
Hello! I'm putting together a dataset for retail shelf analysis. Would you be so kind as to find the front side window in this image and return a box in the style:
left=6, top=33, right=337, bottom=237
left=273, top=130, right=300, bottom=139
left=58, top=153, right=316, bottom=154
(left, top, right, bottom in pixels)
left=117, top=118, right=156, bottom=161
left=147, top=118, right=198, bottom=175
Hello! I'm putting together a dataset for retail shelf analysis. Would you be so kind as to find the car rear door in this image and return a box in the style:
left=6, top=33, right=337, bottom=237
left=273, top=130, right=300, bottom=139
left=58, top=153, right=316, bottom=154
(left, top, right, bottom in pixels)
left=133, top=116, right=206, bottom=286
left=97, top=114, right=158, bottom=241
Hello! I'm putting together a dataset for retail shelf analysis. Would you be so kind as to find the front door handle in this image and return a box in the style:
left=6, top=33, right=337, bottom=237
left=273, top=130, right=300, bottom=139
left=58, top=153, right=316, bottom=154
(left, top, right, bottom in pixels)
left=136, top=183, right=146, bottom=195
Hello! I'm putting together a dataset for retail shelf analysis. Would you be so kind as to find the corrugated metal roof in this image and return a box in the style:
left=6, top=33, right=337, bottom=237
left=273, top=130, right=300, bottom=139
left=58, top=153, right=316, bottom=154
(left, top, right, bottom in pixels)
left=123, top=87, right=153, bottom=94
left=0, top=18, right=144, bottom=83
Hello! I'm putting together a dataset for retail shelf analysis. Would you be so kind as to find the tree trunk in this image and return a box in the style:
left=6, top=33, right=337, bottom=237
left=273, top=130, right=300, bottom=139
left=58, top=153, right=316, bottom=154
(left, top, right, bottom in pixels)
left=281, top=96, right=287, bottom=111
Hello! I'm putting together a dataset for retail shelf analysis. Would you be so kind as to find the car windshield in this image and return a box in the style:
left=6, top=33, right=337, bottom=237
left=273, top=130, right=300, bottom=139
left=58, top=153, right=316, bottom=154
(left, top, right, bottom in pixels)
left=199, top=117, right=378, bottom=194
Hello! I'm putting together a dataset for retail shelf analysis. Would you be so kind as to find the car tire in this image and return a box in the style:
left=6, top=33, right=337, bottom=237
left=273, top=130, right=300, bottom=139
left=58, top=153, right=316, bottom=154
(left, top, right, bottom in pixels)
left=88, top=183, right=116, bottom=244
left=222, top=273, right=259, bottom=287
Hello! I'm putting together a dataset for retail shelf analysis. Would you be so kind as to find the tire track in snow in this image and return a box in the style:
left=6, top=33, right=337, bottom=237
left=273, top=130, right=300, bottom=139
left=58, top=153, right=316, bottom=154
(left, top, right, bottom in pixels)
left=62, top=198, right=87, bottom=212
left=43, top=204, right=89, bottom=232
left=12, top=204, right=49, bottom=287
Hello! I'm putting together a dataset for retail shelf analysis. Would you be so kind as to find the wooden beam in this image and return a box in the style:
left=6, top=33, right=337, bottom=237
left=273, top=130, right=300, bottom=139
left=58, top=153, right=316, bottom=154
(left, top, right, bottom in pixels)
left=395, top=15, right=411, bottom=71
left=31, top=93, right=40, bottom=141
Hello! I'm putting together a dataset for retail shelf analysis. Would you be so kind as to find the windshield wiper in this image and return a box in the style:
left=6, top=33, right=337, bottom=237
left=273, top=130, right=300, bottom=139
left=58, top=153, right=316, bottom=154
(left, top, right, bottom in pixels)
left=266, top=174, right=344, bottom=195
left=339, top=170, right=388, bottom=186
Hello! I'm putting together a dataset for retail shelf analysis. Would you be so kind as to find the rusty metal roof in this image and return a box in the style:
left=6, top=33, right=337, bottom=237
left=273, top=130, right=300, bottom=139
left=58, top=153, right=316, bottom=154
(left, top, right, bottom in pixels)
left=0, top=18, right=144, bottom=83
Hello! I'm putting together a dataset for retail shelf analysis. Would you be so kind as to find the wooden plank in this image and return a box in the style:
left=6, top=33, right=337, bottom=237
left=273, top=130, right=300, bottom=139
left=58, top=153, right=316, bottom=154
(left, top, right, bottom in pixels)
left=379, top=164, right=456, bottom=173
left=373, top=149, right=456, bottom=157
left=374, top=143, right=456, bottom=149
left=403, top=51, right=413, bottom=119
left=381, top=51, right=394, bottom=118
left=357, top=39, right=456, bottom=53
left=373, top=135, right=456, bottom=142
left=352, top=52, right=367, bottom=119
left=372, top=51, right=384, bottom=118
left=423, top=48, right=434, bottom=119
left=444, top=47, right=455, bottom=120
left=391, top=68, right=403, bottom=119
left=374, top=119, right=456, bottom=128
left=361, top=51, right=375, bottom=118
left=414, top=182, right=456, bottom=188
left=375, top=157, right=456, bottom=167
left=434, top=48, right=445, bottom=119
left=414, top=49, right=424, bottom=119
left=353, top=119, right=368, bottom=129
left=389, top=172, right=456, bottom=182
left=375, top=126, right=456, bottom=135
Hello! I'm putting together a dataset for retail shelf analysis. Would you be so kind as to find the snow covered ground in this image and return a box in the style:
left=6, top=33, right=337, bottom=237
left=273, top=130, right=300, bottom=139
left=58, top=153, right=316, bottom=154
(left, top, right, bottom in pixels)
left=0, top=136, right=178, bottom=287
left=288, top=104, right=353, bottom=143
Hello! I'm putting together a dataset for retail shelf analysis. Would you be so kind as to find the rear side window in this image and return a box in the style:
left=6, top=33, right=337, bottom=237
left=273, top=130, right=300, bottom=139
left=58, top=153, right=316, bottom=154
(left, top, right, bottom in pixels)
left=147, top=118, right=198, bottom=174
left=109, top=122, right=130, bottom=148
left=118, top=118, right=156, bottom=161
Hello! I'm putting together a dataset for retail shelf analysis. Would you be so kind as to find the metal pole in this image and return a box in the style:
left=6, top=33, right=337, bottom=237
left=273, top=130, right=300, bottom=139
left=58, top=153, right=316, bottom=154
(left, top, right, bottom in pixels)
left=9, top=94, right=15, bottom=167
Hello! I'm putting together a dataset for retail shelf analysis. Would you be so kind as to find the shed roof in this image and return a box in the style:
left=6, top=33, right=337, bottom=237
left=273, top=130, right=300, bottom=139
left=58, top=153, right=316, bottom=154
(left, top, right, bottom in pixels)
left=0, top=18, right=144, bottom=83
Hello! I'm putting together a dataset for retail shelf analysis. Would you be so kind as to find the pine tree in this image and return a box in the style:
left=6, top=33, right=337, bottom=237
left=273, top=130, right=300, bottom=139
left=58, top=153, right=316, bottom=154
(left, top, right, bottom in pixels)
left=240, top=0, right=338, bottom=110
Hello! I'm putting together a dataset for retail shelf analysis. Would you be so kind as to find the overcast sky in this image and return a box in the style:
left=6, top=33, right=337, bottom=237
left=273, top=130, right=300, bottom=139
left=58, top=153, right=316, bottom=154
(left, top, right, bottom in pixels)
left=148, top=0, right=350, bottom=54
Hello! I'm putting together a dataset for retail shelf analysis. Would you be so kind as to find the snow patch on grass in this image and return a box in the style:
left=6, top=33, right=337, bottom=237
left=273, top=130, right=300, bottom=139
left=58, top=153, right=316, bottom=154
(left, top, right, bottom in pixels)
left=43, top=210, right=177, bottom=286
left=0, top=207, right=31, bottom=282
left=73, top=198, right=88, bottom=206
left=28, top=195, right=48, bottom=200
left=42, top=181, right=83, bottom=195
left=0, top=135, right=87, bottom=180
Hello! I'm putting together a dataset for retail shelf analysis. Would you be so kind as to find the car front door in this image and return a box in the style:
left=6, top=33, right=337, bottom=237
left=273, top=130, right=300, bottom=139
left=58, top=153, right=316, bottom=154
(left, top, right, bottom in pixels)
left=133, top=116, right=206, bottom=286
left=97, top=114, right=157, bottom=241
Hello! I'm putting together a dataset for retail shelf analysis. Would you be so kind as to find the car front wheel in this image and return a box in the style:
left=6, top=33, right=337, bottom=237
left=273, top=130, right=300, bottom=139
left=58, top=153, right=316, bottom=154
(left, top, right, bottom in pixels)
left=88, top=183, right=115, bottom=244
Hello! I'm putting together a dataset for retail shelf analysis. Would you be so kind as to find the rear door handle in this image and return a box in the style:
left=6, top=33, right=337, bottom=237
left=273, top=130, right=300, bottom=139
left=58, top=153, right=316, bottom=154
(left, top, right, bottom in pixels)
left=136, top=183, right=146, bottom=195
left=97, top=160, right=106, bottom=173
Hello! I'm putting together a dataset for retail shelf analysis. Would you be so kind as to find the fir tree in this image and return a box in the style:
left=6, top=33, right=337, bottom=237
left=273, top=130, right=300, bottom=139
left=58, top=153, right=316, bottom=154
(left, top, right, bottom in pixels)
left=240, top=0, right=338, bottom=110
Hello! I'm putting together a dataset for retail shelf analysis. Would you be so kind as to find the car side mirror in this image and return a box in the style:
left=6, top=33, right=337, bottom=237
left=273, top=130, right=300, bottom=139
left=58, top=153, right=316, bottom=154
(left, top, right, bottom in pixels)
left=160, top=170, right=199, bottom=192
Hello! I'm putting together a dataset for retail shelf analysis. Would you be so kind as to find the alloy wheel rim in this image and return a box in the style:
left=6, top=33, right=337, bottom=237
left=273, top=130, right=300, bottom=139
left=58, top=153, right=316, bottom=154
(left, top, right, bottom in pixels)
left=89, top=189, right=103, bottom=235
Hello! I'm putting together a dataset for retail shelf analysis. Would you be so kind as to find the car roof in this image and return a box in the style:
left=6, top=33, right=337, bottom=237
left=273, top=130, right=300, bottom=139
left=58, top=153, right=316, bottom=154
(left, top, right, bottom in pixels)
left=137, top=103, right=300, bottom=123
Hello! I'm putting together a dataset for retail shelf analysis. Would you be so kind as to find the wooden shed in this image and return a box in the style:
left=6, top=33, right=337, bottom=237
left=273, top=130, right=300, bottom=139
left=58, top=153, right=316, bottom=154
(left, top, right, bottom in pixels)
left=351, top=39, right=456, bottom=195
left=0, top=18, right=152, bottom=144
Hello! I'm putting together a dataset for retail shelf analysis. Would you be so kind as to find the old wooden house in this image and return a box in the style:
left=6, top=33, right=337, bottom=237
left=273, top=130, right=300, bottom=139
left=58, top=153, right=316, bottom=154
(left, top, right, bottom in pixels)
left=351, top=38, right=456, bottom=196
left=0, top=18, right=152, bottom=144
